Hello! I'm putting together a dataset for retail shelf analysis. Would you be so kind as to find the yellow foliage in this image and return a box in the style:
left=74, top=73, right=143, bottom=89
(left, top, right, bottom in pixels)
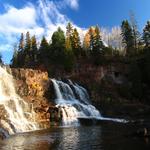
left=83, top=26, right=96, bottom=49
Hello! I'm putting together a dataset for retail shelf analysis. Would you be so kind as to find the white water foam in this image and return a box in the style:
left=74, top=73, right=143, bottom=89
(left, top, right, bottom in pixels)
left=0, top=66, right=38, bottom=135
left=51, top=79, right=128, bottom=126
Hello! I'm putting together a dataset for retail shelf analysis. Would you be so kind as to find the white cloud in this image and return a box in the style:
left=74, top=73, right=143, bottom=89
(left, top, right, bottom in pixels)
left=0, top=3, right=44, bottom=54
left=37, top=0, right=69, bottom=39
left=0, top=0, right=82, bottom=63
left=64, top=0, right=79, bottom=10
left=0, top=5, right=36, bottom=28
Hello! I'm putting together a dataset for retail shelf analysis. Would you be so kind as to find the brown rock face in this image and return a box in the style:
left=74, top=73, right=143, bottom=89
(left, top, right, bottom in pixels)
left=11, top=68, right=50, bottom=97
left=10, top=68, right=56, bottom=126
left=0, top=68, right=58, bottom=139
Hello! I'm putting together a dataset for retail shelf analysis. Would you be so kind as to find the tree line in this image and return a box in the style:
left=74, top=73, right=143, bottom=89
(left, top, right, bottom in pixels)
left=8, top=18, right=150, bottom=101
left=11, top=23, right=105, bottom=70
left=11, top=19, right=150, bottom=69
left=117, top=17, right=150, bottom=100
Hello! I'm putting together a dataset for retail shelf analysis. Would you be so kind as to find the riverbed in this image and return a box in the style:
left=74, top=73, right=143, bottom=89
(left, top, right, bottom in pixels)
left=0, top=122, right=150, bottom=150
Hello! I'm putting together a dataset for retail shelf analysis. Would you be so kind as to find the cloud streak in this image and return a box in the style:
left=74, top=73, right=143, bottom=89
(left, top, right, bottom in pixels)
left=0, top=0, right=122, bottom=63
left=0, top=0, right=81, bottom=55
left=64, top=0, right=79, bottom=10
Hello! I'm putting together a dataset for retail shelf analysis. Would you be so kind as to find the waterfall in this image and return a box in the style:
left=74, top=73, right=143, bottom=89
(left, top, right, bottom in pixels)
left=0, top=66, right=38, bottom=135
left=51, top=79, right=101, bottom=125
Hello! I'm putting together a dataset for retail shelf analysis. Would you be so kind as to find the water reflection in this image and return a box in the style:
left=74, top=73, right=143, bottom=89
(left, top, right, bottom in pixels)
left=0, top=127, right=102, bottom=150
left=0, top=125, right=150, bottom=150
left=0, top=130, right=54, bottom=150
left=55, top=126, right=102, bottom=150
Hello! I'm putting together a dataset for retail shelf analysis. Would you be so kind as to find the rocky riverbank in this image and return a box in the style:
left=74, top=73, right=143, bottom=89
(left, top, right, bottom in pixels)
left=1, top=63, right=150, bottom=139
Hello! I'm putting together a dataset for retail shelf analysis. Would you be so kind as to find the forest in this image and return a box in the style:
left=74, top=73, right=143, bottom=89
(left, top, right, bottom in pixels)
left=0, top=18, right=149, bottom=102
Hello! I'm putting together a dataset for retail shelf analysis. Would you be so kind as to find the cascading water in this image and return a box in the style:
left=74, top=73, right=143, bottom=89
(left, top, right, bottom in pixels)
left=52, top=79, right=127, bottom=125
left=0, top=66, right=38, bottom=135
left=51, top=79, right=101, bottom=125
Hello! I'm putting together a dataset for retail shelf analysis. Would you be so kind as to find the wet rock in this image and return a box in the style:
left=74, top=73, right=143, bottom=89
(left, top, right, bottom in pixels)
left=0, top=128, right=9, bottom=140
left=132, top=128, right=150, bottom=138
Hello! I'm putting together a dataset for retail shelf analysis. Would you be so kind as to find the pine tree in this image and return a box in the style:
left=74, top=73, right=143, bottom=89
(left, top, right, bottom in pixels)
left=143, top=21, right=150, bottom=48
left=72, top=28, right=81, bottom=58
left=51, top=27, right=74, bottom=71
left=52, top=28, right=65, bottom=48
left=24, top=31, right=31, bottom=66
left=25, top=32, right=31, bottom=52
left=83, top=30, right=91, bottom=56
left=18, top=33, right=24, bottom=52
left=11, top=44, right=19, bottom=67
left=121, top=20, right=134, bottom=56
left=51, top=27, right=66, bottom=63
left=17, top=33, right=25, bottom=67
left=88, top=26, right=104, bottom=56
left=89, top=27, right=95, bottom=51
left=143, top=22, right=150, bottom=85
left=93, top=25, right=104, bottom=54
left=66, top=22, right=73, bottom=39
left=65, top=37, right=72, bottom=50
left=66, top=22, right=73, bottom=50
left=39, top=36, right=49, bottom=63
left=31, top=35, right=38, bottom=64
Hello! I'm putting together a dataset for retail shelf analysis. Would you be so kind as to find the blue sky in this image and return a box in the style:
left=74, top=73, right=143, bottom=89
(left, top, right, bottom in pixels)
left=0, top=0, right=150, bottom=64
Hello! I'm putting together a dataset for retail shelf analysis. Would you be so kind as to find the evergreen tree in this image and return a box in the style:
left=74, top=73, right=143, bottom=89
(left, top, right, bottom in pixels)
left=121, top=20, right=134, bottom=56
left=24, top=31, right=31, bottom=66
left=51, top=27, right=65, bottom=49
left=11, top=44, right=19, bottom=67
left=72, top=28, right=81, bottom=58
left=17, top=33, right=25, bottom=67
left=65, top=37, right=72, bottom=50
left=93, top=25, right=104, bottom=54
left=88, top=26, right=104, bottom=59
left=51, top=27, right=74, bottom=71
left=66, top=22, right=73, bottom=39
left=31, top=35, right=38, bottom=64
left=39, top=36, right=49, bottom=63
left=143, top=21, right=150, bottom=48
left=65, top=22, right=73, bottom=50
left=83, top=29, right=92, bottom=56
left=89, top=27, right=95, bottom=51
left=18, top=33, right=24, bottom=52
left=25, top=31, right=31, bottom=52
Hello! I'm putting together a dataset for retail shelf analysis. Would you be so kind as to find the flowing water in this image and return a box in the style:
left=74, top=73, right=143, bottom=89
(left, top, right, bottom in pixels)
left=51, top=79, right=126, bottom=125
left=0, top=66, right=38, bottom=136
left=51, top=79, right=101, bottom=125
left=1, top=68, right=147, bottom=149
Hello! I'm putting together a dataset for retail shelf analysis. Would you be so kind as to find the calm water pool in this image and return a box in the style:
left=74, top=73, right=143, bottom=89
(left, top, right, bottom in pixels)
left=0, top=123, right=150, bottom=150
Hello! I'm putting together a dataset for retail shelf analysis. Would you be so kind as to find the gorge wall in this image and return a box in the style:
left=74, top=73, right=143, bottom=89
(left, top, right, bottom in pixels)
left=0, top=68, right=55, bottom=139
left=10, top=68, right=54, bottom=126
left=1, top=62, right=150, bottom=139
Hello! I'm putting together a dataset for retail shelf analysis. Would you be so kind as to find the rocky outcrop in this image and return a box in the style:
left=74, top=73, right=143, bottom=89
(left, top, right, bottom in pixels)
left=0, top=68, right=58, bottom=139
left=67, top=62, right=150, bottom=119
left=10, top=68, right=57, bottom=126
left=10, top=68, right=50, bottom=97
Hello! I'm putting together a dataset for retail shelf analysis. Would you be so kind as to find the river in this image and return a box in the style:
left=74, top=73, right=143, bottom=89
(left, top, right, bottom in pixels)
left=0, top=122, right=150, bottom=150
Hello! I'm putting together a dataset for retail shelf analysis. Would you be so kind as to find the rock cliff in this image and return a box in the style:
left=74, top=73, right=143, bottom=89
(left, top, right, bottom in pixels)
left=10, top=68, right=55, bottom=125
left=0, top=68, right=56, bottom=139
